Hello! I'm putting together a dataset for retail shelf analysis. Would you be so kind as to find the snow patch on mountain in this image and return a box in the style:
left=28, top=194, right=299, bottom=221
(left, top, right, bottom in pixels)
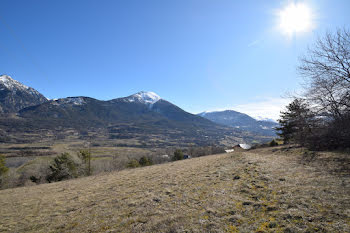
left=198, top=111, right=215, bottom=117
left=53, top=97, right=86, bottom=106
left=0, top=75, right=29, bottom=90
left=198, top=110, right=236, bottom=117
left=260, top=125, right=269, bottom=130
left=254, top=116, right=278, bottom=123
left=126, top=91, right=161, bottom=105
left=0, top=75, right=43, bottom=97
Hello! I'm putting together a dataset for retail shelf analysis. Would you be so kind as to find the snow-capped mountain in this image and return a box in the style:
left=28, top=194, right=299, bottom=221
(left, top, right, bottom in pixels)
left=19, top=90, right=214, bottom=130
left=16, top=89, right=251, bottom=145
left=197, top=110, right=279, bottom=137
left=0, top=75, right=48, bottom=113
left=253, top=116, right=278, bottom=123
left=124, top=91, right=161, bottom=105
left=0, top=76, right=273, bottom=145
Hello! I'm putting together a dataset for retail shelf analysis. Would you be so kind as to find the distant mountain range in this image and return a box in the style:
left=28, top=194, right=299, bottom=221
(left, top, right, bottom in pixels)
left=0, top=75, right=276, bottom=145
left=198, top=110, right=278, bottom=136
left=18, top=92, right=223, bottom=133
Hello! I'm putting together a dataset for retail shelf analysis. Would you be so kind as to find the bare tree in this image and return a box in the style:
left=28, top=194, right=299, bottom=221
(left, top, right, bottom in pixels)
left=298, top=28, right=350, bottom=119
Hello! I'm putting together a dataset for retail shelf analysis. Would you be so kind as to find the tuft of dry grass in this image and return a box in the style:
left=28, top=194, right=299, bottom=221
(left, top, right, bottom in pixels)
left=0, top=146, right=349, bottom=232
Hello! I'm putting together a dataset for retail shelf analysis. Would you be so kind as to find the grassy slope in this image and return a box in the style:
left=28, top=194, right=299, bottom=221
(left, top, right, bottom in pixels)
left=0, top=147, right=349, bottom=232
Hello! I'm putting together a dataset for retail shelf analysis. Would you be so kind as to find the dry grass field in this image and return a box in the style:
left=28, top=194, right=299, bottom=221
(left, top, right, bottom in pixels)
left=0, top=147, right=349, bottom=232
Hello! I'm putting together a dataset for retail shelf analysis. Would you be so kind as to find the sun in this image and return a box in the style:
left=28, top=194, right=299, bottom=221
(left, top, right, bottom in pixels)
left=278, top=2, right=314, bottom=37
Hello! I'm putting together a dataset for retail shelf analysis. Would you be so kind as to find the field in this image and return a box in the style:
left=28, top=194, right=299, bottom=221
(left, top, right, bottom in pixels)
left=0, top=146, right=349, bottom=232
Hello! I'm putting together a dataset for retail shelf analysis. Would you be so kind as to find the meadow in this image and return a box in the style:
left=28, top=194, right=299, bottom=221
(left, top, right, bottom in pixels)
left=0, top=146, right=348, bottom=232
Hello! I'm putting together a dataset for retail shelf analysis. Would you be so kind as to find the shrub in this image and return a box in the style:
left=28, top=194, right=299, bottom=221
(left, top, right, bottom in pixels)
left=77, top=150, right=92, bottom=175
left=139, top=156, right=153, bottom=166
left=172, top=149, right=184, bottom=161
left=0, top=154, right=8, bottom=176
left=46, top=153, right=78, bottom=183
left=269, top=140, right=278, bottom=147
left=30, top=175, right=40, bottom=184
left=127, top=159, right=140, bottom=168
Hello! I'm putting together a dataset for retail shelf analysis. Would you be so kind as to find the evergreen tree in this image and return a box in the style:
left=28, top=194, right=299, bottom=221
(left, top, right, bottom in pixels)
left=46, top=153, right=78, bottom=182
left=269, top=140, right=278, bottom=147
left=276, top=99, right=314, bottom=146
left=172, top=149, right=184, bottom=161
left=139, top=156, right=153, bottom=166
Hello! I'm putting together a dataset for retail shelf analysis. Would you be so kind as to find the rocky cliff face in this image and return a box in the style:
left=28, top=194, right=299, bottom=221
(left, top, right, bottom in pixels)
left=0, top=75, right=48, bottom=113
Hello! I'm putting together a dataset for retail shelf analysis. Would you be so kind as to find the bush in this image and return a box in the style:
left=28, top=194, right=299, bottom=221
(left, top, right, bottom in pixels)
left=46, top=153, right=78, bottom=183
left=139, top=156, right=153, bottom=166
left=127, top=159, right=140, bottom=168
left=77, top=150, right=92, bottom=175
left=30, top=175, right=40, bottom=184
left=269, top=140, right=278, bottom=147
left=172, top=149, right=184, bottom=161
left=0, top=154, right=8, bottom=176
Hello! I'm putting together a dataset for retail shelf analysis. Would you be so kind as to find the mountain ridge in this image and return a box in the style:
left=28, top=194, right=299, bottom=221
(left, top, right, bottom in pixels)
left=198, top=110, right=278, bottom=137
left=0, top=75, right=273, bottom=145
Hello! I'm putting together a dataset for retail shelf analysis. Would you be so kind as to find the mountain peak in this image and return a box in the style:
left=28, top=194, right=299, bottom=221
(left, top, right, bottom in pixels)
left=0, top=75, right=31, bottom=91
left=127, top=91, right=161, bottom=105
left=0, top=75, right=48, bottom=113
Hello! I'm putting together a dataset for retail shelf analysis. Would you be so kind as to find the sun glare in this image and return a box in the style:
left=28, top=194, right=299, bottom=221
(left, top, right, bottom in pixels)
left=278, top=2, right=314, bottom=37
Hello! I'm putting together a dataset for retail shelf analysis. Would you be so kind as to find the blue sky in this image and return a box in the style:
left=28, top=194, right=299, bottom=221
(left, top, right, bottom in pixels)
left=0, top=0, right=349, bottom=119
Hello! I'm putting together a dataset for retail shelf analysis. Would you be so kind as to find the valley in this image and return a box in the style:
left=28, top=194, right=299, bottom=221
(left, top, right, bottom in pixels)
left=0, top=75, right=275, bottom=191
left=1, top=2, right=349, bottom=232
